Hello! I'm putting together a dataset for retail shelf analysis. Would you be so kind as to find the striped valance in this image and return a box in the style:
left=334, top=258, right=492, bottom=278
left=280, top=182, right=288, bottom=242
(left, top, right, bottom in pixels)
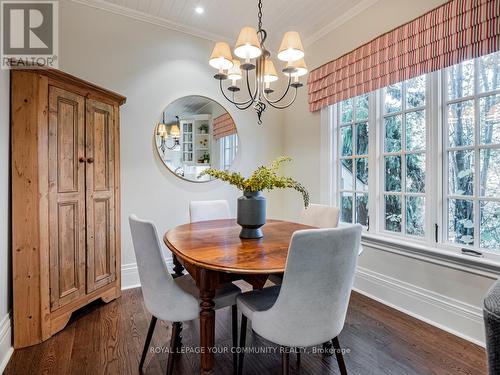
left=308, top=0, right=499, bottom=112
left=213, top=113, right=237, bottom=140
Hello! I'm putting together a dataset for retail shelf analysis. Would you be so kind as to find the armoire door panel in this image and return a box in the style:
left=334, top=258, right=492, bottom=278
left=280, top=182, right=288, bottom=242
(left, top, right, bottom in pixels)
left=48, top=86, right=86, bottom=311
left=86, top=99, right=116, bottom=293
left=57, top=98, right=80, bottom=193
left=92, top=198, right=111, bottom=282
left=92, top=109, right=111, bottom=191
left=57, top=201, right=80, bottom=297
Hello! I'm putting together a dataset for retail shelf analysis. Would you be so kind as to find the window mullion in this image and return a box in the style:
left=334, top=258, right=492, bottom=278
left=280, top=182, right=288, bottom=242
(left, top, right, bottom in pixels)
left=377, top=89, right=383, bottom=233
left=368, top=91, right=378, bottom=232
left=428, top=70, right=441, bottom=245
left=402, top=82, right=407, bottom=236
left=473, top=57, right=481, bottom=251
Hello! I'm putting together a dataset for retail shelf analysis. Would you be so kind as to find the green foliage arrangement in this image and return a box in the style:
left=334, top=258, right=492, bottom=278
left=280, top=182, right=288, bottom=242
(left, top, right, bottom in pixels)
left=199, top=156, right=309, bottom=207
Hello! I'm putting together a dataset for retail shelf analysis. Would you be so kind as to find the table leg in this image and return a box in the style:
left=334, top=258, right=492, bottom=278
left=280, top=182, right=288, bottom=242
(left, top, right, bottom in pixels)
left=172, top=255, right=185, bottom=278
left=199, top=270, right=216, bottom=375
left=171, top=255, right=185, bottom=347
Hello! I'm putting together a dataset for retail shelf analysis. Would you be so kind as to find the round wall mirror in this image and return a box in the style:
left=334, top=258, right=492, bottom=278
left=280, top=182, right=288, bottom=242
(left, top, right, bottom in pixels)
left=154, top=96, right=239, bottom=182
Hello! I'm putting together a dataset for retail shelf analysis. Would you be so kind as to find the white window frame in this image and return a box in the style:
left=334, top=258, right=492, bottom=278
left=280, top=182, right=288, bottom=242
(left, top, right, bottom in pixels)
left=378, top=77, right=431, bottom=243
left=335, top=95, right=370, bottom=226
left=220, top=133, right=238, bottom=170
left=327, top=51, right=500, bottom=263
left=441, top=57, right=500, bottom=254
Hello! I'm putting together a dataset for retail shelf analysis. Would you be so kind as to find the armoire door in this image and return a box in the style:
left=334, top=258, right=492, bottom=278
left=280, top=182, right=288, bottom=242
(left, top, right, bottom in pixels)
left=85, top=98, right=117, bottom=292
left=48, top=86, right=87, bottom=310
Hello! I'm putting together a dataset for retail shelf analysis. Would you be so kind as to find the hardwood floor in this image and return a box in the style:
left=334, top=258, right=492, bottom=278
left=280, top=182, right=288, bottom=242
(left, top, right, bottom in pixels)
left=5, top=287, right=486, bottom=375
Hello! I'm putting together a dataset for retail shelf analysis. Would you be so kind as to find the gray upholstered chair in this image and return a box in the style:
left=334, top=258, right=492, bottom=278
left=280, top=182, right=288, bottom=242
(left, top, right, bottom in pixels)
left=129, top=215, right=241, bottom=374
left=300, top=203, right=340, bottom=228
left=189, top=199, right=231, bottom=222
left=237, top=225, right=362, bottom=375
left=484, top=278, right=500, bottom=374
left=269, top=204, right=342, bottom=284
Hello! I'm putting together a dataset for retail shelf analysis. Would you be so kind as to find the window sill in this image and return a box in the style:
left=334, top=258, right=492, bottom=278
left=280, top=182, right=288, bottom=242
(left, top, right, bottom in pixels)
left=361, top=233, right=500, bottom=278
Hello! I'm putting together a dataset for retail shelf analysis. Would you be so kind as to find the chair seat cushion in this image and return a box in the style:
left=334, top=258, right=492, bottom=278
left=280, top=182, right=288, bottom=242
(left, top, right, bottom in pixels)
left=175, top=275, right=241, bottom=310
left=237, top=285, right=281, bottom=320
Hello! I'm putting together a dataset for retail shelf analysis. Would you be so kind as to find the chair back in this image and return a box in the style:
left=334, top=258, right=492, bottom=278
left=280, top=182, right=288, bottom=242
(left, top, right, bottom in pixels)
left=252, top=225, right=362, bottom=347
left=129, top=215, right=198, bottom=321
left=300, top=204, right=340, bottom=228
left=189, top=200, right=231, bottom=222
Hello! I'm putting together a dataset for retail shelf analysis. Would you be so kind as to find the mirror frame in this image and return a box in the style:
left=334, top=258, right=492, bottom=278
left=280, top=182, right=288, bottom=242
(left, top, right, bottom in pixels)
left=153, top=95, right=239, bottom=183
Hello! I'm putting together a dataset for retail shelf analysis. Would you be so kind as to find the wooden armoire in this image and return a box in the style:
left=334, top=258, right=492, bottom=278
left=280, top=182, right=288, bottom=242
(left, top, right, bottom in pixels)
left=11, top=69, right=126, bottom=348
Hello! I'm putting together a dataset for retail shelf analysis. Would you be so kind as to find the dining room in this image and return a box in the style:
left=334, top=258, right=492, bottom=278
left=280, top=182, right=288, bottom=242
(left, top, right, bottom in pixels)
left=1, top=0, right=499, bottom=374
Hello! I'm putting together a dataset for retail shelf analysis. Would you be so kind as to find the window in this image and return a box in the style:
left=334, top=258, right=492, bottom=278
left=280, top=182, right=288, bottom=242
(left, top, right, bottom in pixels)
left=329, top=50, right=500, bottom=258
left=337, top=94, right=369, bottom=225
left=382, top=76, right=427, bottom=237
left=220, top=134, right=238, bottom=170
left=444, top=54, right=500, bottom=251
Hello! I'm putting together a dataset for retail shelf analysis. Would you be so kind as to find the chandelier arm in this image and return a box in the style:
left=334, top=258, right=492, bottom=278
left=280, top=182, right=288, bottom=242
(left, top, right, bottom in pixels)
left=264, top=87, right=298, bottom=109
left=263, top=75, right=293, bottom=104
left=219, top=79, right=256, bottom=110
left=165, top=143, right=179, bottom=150
left=219, top=79, right=254, bottom=106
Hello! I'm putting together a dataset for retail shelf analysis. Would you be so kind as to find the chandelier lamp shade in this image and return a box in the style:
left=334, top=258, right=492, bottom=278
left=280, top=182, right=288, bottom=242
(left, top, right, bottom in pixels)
left=208, top=0, right=307, bottom=124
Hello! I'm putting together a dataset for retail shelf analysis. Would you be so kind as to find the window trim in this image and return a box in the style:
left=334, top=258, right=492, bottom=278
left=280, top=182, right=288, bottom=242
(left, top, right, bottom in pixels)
left=336, top=95, right=370, bottom=225
left=378, top=78, right=429, bottom=241
left=326, top=52, right=500, bottom=263
left=441, top=58, right=500, bottom=253
left=220, top=133, right=238, bottom=170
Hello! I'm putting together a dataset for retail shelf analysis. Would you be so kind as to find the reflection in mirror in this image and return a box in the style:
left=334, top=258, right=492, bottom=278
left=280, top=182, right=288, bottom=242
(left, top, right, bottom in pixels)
left=155, top=96, right=238, bottom=182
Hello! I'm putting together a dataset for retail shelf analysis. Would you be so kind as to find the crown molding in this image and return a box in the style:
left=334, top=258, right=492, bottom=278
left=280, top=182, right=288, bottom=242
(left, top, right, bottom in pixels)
left=304, top=0, right=380, bottom=47
left=70, top=0, right=231, bottom=43
left=71, top=0, right=379, bottom=49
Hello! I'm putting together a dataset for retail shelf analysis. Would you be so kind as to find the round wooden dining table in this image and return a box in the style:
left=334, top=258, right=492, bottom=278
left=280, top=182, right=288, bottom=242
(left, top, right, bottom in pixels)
left=163, top=219, right=313, bottom=375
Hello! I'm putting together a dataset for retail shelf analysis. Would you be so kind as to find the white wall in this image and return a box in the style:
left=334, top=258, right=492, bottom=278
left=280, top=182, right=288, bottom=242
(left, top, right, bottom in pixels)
left=0, top=68, right=13, bottom=372
left=58, top=0, right=285, bottom=286
left=282, top=0, right=496, bottom=345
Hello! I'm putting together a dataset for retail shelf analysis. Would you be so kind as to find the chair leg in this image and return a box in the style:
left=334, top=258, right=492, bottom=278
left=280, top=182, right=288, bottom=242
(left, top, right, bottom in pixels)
left=139, top=316, right=157, bottom=372
left=332, top=336, right=348, bottom=375
left=175, top=322, right=183, bottom=350
left=282, top=350, right=290, bottom=375
left=237, top=315, right=248, bottom=375
left=322, top=341, right=334, bottom=356
left=232, top=305, right=238, bottom=375
left=166, top=322, right=181, bottom=375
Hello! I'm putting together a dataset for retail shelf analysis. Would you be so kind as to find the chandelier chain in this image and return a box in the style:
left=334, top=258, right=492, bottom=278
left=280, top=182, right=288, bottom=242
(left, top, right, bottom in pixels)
left=257, top=0, right=263, bottom=31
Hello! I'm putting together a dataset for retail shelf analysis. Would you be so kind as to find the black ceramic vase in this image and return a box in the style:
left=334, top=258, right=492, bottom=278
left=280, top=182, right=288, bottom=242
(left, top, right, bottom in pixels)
left=237, top=191, right=266, bottom=239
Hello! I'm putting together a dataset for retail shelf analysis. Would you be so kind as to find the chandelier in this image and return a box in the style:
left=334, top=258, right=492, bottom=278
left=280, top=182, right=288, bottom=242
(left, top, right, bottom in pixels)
left=156, top=115, right=181, bottom=154
left=208, top=0, right=307, bottom=124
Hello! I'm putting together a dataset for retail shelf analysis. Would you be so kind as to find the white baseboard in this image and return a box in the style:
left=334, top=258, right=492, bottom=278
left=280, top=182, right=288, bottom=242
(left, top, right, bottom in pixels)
left=121, top=263, right=141, bottom=290
left=354, top=266, right=485, bottom=347
left=0, top=313, right=13, bottom=374
left=121, top=258, right=174, bottom=291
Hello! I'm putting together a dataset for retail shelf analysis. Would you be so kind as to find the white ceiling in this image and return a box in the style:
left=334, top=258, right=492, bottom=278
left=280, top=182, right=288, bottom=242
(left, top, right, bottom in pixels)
left=75, top=0, right=378, bottom=49
left=161, top=95, right=226, bottom=124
